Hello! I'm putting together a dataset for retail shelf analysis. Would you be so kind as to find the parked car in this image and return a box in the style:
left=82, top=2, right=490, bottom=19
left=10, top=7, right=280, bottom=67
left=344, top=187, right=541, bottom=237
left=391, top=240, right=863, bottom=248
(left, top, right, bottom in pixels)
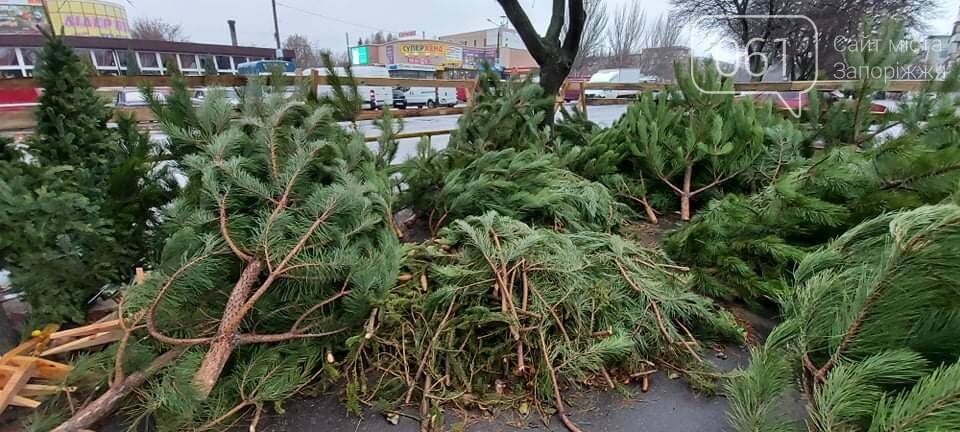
left=236, top=60, right=296, bottom=76
left=397, top=86, right=457, bottom=108
left=192, top=88, right=242, bottom=106
left=114, top=89, right=169, bottom=107
left=584, top=69, right=658, bottom=99
left=392, top=88, right=407, bottom=109
left=302, top=66, right=393, bottom=110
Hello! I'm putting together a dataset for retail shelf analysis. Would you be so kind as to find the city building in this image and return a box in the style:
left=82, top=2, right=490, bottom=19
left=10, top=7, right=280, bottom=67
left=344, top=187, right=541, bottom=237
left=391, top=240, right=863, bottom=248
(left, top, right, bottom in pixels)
left=439, top=26, right=535, bottom=70
left=950, top=6, right=960, bottom=69
left=923, top=34, right=953, bottom=71
left=0, top=0, right=293, bottom=78
left=348, top=26, right=536, bottom=79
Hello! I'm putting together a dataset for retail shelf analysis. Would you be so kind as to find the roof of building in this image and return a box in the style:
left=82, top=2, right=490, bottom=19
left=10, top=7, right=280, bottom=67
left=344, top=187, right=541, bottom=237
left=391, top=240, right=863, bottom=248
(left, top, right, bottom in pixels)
left=0, top=34, right=294, bottom=58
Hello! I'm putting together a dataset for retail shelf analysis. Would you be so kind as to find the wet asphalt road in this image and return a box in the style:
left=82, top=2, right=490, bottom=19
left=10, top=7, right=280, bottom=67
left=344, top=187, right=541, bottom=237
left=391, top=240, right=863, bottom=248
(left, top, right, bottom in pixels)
left=248, top=344, right=788, bottom=432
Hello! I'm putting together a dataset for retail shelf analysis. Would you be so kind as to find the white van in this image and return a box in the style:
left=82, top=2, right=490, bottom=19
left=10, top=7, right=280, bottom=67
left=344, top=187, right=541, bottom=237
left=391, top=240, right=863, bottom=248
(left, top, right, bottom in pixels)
left=397, top=86, right=457, bottom=109
left=302, top=66, right=393, bottom=110
left=585, top=69, right=658, bottom=99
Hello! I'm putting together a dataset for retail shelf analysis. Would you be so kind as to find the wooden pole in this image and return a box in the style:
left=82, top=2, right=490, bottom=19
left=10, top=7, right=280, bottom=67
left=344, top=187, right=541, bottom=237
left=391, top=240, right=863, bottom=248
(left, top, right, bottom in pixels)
left=39, top=0, right=55, bottom=36
left=578, top=81, right=587, bottom=118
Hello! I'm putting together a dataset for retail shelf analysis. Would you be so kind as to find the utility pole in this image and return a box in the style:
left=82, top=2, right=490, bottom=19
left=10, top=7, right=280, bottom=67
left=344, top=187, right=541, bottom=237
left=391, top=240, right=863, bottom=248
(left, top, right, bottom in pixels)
left=39, top=0, right=55, bottom=36
left=271, top=0, right=282, bottom=59
left=227, top=20, right=238, bottom=47
left=486, top=16, right=506, bottom=66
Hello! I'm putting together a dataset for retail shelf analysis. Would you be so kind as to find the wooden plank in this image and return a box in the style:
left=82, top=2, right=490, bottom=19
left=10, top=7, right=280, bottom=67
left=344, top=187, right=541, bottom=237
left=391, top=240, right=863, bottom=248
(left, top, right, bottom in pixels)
left=0, top=74, right=473, bottom=90
left=354, top=106, right=464, bottom=121
left=0, top=110, right=36, bottom=131
left=0, top=339, right=39, bottom=366
left=10, top=395, right=41, bottom=408
left=363, top=129, right=454, bottom=143
left=578, top=81, right=587, bottom=116
left=585, top=98, right=634, bottom=106
left=41, top=330, right=122, bottom=357
left=0, top=361, right=34, bottom=413
left=49, top=319, right=121, bottom=340
left=0, top=73, right=942, bottom=93
left=582, top=82, right=669, bottom=91
left=10, top=357, right=71, bottom=381
left=20, top=384, right=75, bottom=397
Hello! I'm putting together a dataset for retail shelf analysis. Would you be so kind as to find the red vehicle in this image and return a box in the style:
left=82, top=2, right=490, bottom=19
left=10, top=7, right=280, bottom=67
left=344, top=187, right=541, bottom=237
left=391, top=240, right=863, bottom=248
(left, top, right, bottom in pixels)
left=0, top=87, right=41, bottom=112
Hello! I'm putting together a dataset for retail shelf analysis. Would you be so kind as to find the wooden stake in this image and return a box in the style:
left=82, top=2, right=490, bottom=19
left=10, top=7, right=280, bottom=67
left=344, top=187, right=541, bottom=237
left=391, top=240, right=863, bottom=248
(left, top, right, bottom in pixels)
left=51, top=348, right=184, bottom=432
left=42, top=330, right=122, bottom=356
left=0, top=360, right=34, bottom=413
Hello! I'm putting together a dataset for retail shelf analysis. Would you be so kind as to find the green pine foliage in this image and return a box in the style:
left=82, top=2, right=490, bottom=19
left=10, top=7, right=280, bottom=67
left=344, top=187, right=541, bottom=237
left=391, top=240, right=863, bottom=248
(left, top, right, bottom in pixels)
left=29, top=32, right=113, bottom=171
left=0, top=33, right=177, bottom=322
left=398, top=74, right=622, bottom=233
left=430, top=148, right=624, bottom=232
left=347, top=212, right=740, bottom=418
left=626, top=63, right=770, bottom=221
left=315, top=52, right=363, bottom=121
left=665, top=118, right=960, bottom=303
left=449, top=71, right=553, bottom=155
left=113, top=81, right=402, bottom=429
left=664, top=33, right=960, bottom=302
left=556, top=62, right=794, bottom=223
left=726, top=205, right=960, bottom=432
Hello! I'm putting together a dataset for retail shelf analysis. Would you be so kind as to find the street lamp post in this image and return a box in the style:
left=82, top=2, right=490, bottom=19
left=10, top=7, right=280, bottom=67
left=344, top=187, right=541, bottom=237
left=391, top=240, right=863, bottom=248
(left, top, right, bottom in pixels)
left=271, top=0, right=282, bottom=59
left=486, top=16, right=506, bottom=67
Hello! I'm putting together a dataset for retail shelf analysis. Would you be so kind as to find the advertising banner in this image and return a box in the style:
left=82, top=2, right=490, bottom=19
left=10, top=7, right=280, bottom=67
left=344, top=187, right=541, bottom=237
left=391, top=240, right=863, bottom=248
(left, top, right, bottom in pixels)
left=0, top=1, right=45, bottom=35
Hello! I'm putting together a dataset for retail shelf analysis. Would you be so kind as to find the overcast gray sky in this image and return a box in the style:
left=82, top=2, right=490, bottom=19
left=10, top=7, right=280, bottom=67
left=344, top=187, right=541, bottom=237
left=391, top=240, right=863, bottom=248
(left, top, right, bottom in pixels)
left=123, top=0, right=960, bottom=53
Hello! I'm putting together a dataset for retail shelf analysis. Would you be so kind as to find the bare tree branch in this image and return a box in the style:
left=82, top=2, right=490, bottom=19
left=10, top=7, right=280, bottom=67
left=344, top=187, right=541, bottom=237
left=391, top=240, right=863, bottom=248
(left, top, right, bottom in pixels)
left=130, top=18, right=188, bottom=42
left=606, top=2, right=647, bottom=67
left=570, top=0, right=609, bottom=74
left=497, top=0, right=550, bottom=64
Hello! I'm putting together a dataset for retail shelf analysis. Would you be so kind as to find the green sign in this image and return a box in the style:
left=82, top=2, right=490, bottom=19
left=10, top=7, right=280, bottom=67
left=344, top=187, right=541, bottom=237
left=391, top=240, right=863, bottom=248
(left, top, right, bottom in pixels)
left=350, top=46, right=368, bottom=65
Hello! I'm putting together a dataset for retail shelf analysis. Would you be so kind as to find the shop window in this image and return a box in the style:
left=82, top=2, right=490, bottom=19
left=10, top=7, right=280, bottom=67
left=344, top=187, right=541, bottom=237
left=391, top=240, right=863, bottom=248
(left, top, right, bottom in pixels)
left=179, top=54, right=198, bottom=70
left=93, top=49, right=117, bottom=68
left=0, top=70, right=25, bottom=79
left=216, top=55, right=232, bottom=70
left=138, top=52, right=160, bottom=69
left=161, top=54, right=177, bottom=72
left=20, top=48, right=39, bottom=66
left=0, top=48, right=18, bottom=66
left=233, top=56, right=248, bottom=67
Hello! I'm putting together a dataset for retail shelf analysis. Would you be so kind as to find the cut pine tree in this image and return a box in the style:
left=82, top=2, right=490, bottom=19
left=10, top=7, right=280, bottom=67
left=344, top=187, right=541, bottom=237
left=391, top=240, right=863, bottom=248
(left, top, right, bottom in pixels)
left=126, top=85, right=402, bottom=398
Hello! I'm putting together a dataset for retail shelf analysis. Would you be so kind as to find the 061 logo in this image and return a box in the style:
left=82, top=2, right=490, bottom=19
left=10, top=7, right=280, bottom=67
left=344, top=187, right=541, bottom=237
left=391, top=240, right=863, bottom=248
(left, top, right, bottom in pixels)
left=688, top=15, right=819, bottom=118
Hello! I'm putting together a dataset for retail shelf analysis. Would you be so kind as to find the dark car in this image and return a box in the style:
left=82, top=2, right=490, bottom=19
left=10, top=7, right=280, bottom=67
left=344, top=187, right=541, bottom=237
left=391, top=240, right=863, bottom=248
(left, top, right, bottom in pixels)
left=392, top=88, right=407, bottom=109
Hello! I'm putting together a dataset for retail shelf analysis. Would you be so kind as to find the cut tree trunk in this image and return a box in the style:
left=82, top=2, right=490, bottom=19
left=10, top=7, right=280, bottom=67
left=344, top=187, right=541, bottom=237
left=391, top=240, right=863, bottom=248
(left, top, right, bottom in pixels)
left=51, top=348, right=184, bottom=432
left=193, top=260, right=263, bottom=399
left=680, top=165, right=693, bottom=221
left=641, top=196, right=659, bottom=224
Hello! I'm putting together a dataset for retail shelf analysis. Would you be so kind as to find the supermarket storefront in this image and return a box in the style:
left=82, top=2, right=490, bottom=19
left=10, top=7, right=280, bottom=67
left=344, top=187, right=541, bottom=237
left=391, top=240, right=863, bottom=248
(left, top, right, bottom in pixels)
left=350, top=39, right=500, bottom=80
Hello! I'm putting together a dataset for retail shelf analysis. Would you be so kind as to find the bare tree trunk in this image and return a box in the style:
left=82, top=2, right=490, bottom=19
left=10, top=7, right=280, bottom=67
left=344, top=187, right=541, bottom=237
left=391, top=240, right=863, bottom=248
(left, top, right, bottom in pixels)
left=52, top=348, right=185, bottom=432
left=680, top=165, right=693, bottom=221
left=497, top=0, right=586, bottom=127
left=540, top=62, right=567, bottom=114
left=193, top=260, right=262, bottom=398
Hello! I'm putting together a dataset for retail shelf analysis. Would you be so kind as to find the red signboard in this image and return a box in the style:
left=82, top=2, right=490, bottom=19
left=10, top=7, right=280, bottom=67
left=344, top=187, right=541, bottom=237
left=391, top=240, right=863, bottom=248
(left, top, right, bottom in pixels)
left=398, top=30, right=417, bottom=38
